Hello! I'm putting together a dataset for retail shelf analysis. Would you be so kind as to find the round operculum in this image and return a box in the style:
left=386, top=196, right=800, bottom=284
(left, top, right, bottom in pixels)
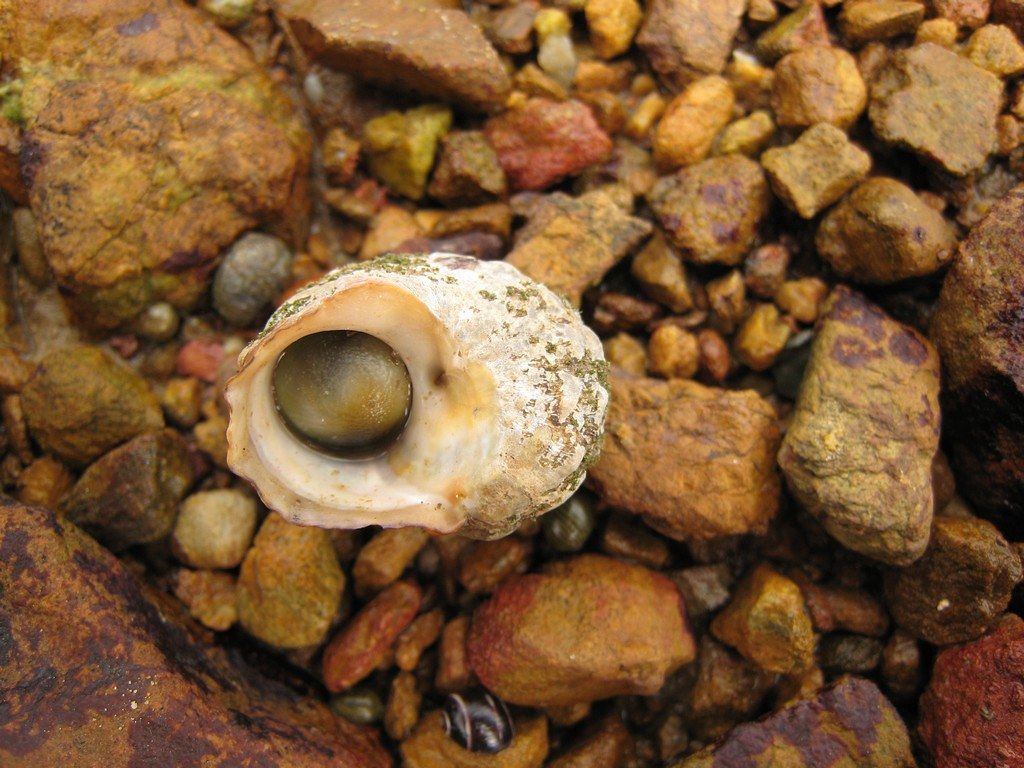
left=271, top=330, right=412, bottom=459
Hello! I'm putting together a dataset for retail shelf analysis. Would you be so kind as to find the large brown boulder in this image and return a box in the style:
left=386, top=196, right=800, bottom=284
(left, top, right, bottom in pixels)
left=931, top=185, right=1024, bottom=536
left=589, top=371, right=780, bottom=541
left=3, top=0, right=311, bottom=329
left=279, top=0, right=511, bottom=112
left=779, top=287, right=941, bottom=565
left=0, top=500, right=391, bottom=768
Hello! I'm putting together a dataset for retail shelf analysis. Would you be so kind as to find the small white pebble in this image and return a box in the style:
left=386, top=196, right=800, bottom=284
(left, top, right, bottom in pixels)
left=937, top=598, right=951, bottom=612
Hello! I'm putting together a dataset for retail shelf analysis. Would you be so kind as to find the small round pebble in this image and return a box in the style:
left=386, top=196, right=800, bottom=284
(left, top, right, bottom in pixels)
left=172, top=488, right=258, bottom=569
left=199, top=0, right=254, bottom=27
left=135, top=302, right=180, bottom=342
left=330, top=688, right=385, bottom=725
left=212, top=232, right=293, bottom=327
left=542, top=493, right=596, bottom=553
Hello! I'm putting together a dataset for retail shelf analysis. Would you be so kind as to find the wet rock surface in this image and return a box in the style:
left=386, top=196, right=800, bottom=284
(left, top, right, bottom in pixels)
left=0, top=500, right=389, bottom=768
left=466, top=554, right=696, bottom=706
left=589, top=370, right=780, bottom=541
left=779, top=287, right=941, bottom=565
left=931, top=185, right=1024, bottom=535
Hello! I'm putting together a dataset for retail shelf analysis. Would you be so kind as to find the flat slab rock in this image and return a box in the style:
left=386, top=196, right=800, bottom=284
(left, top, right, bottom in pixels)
left=588, top=370, right=781, bottom=541
left=0, top=500, right=390, bottom=768
left=280, top=0, right=510, bottom=112
left=779, top=287, right=941, bottom=566
left=675, top=677, right=915, bottom=767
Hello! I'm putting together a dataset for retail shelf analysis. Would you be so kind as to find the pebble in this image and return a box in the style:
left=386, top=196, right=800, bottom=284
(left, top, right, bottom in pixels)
left=467, top=554, right=696, bottom=706
left=542, top=493, right=597, bottom=553
left=881, top=630, right=923, bottom=702
left=779, top=288, right=941, bottom=565
left=353, top=527, right=430, bottom=597
left=761, top=123, right=871, bottom=219
left=678, top=678, right=914, bottom=767
left=384, top=671, right=421, bottom=741
left=363, top=105, right=453, bottom=200
left=16, top=455, right=73, bottom=510
left=602, top=333, right=648, bottom=375
left=428, top=131, right=507, bottom=206
left=237, top=513, right=344, bottom=649
left=816, top=177, right=958, bottom=283
left=744, top=243, right=790, bottom=299
left=869, top=42, right=1002, bottom=176
left=755, top=3, right=830, bottom=63
left=734, top=303, right=792, bottom=372
left=331, top=688, right=385, bottom=725
left=818, top=633, right=883, bottom=675
left=648, top=155, right=770, bottom=266
left=485, top=99, right=613, bottom=191
left=134, top=301, right=180, bottom=342
left=965, top=23, right=1024, bottom=76
left=13, top=207, right=50, bottom=286
left=932, top=186, right=1024, bottom=532
left=395, top=608, right=444, bottom=671
left=631, top=231, right=693, bottom=313
left=61, top=429, right=193, bottom=551
left=919, top=615, right=1024, bottom=768
left=599, top=514, right=671, bottom=570
left=647, top=324, right=700, bottom=379
left=436, top=615, right=475, bottom=693
left=636, top=0, right=746, bottom=89
left=160, top=377, right=203, bottom=429
left=589, top=370, right=780, bottom=541
left=322, top=580, right=422, bottom=692
left=883, top=514, right=1022, bottom=645
left=713, top=110, right=775, bottom=156
left=547, top=715, right=631, bottom=768
left=839, top=0, right=926, bottom=45
left=585, top=0, right=642, bottom=59
left=172, top=488, right=257, bottom=570
left=688, top=637, right=773, bottom=741
left=198, top=0, right=253, bottom=27
left=173, top=568, right=238, bottom=632
left=772, top=46, right=867, bottom=129
left=21, top=345, right=163, bottom=466
left=653, top=76, right=735, bottom=170
left=458, top=537, right=533, bottom=595
left=711, top=563, right=816, bottom=675
left=775, top=278, right=828, bottom=324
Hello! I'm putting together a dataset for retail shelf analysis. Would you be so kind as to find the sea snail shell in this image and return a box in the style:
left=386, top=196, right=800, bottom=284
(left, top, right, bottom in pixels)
left=225, top=253, right=609, bottom=539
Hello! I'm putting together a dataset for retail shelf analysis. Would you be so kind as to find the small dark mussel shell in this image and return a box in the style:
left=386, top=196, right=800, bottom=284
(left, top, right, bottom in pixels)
left=442, top=690, right=515, bottom=754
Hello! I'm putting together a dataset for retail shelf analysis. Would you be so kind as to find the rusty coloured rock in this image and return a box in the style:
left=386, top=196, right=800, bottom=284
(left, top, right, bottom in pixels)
left=0, top=499, right=390, bottom=768
left=869, top=42, right=1002, bottom=176
left=919, top=615, right=1024, bottom=768
left=466, top=554, right=695, bottom=707
left=636, top=0, right=746, bottom=89
left=779, top=287, right=941, bottom=565
left=506, top=190, right=651, bottom=306
left=485, top=99, right=613, bottom=191
left=61, top=429, right=194, bottom=552
left=675, top=677, right=915, bottom=767
left=589, top=370, right=780, bottom=541
left=648, top=155, right=771, bottom=266
left=931, top=185, right=1024, bottom=536
left=280, top=0, right=510, bottom=112
left=883, top=515, right=1022, bottom=645
left=21, top=345, right=164, bottom=467
left=6, top=0, right=310, bottom=329
left=322, top=580, right=422, bottom=692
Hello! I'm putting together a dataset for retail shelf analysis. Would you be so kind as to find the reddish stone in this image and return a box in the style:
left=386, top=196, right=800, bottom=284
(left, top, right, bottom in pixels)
left=322, top=580, right=422, bottom=692
left=919, top=615, right=1024, bottom=768
left=485, top=99, right=613, bottom=191
left=176, top=339, right=224, bottom=383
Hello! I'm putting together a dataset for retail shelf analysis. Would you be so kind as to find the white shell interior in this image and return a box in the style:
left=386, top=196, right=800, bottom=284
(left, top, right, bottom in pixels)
left=227, top=282, right=497, bottom=532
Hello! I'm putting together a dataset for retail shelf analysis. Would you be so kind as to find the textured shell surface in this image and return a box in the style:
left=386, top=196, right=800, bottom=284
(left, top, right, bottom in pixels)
left=225, top=252, right=609, bottom=538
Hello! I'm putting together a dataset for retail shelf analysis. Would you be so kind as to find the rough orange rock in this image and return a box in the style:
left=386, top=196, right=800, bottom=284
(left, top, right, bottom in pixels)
left=779, top=287, right=941, bottom=565
left=648, top=154, right=770, bottom=266
left=4, top=0, right=310, bottom=329
left=869, top=42, right=1002, bottom=176
left=919, top=615, right=1024, bottom=768
left=485, top=99, right=613, bottom=191
left=466, top=554, right=695, bottom=707
left=589, top=370, right=780, bottom=541
left=280, top=0, right=510, bottom=112
left=322, top=580, right=422, bottom=693
left=0, top=500, right=390, bottom=768
left=772, top=46, right=867, bottom=130
left=675, top=677, right=915, bottom=767
left=636, top=0, right=746, bottom=89
left=931, top=185, right=1024, bottom=536
left=505, top=190, right=651, bottom=306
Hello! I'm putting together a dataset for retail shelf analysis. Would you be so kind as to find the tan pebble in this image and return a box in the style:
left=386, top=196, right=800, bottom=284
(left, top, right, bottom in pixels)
left=603, top=333, right=648, bottom=375
left=775, top=278, right=829, bottom=324
left=734, top=303, right=793, bottom=371
left=648, top=325, right=700, bottom=379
